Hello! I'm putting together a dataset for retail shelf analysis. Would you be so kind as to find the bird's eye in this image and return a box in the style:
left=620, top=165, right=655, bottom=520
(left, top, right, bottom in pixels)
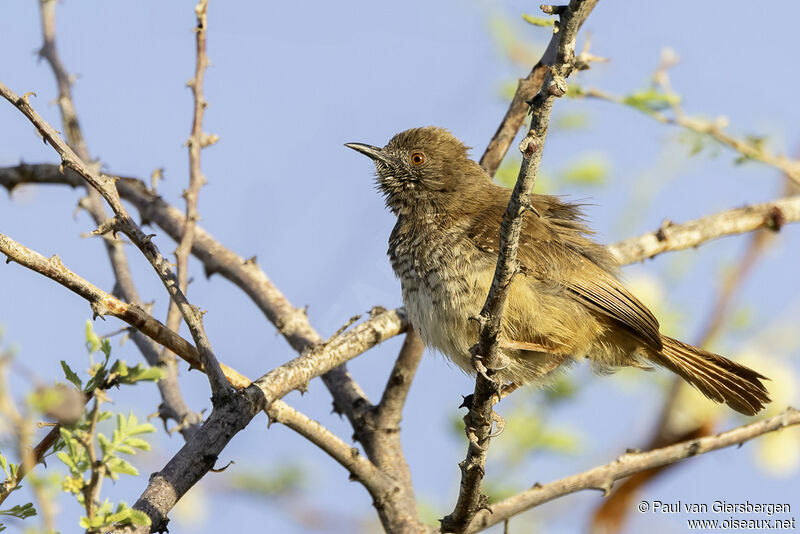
left=410, top=152, right=425, bottom=166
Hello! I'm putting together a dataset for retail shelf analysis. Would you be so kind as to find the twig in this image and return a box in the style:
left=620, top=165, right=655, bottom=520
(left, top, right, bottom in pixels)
left=0, top=81, right=231, bottom=400
left=37, top=0, right=201, bottom=437
left=479, top=0, right=598, bottom=177
left=608, top=195, right=800, bottom=264
left=162, top=0, right=214, bottom=379
left=574, top=86, right=800, bottom=186
left=375, top=326, right=425, bottom=430
left=467, top=408, right=800, bottom=532
left=0, top=231, right=250, bottom=389
left=444, top=3, right=596, bottom=532
left=81, top=395, right=105, bottom=528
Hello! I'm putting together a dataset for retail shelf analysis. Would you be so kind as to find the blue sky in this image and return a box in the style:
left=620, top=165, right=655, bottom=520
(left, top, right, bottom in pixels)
left=1, top=1, right=799, bottom=533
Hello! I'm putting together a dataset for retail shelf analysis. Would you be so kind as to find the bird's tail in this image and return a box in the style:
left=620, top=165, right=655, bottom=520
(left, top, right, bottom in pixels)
left=650, top=336, right=770, bottom=415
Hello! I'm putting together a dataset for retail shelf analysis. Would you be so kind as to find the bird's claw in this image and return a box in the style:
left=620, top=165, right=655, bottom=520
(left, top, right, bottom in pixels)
left=488, top=411, right=506, bottom=439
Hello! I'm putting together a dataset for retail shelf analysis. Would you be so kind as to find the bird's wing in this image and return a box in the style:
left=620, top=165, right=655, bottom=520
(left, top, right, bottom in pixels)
left=467, top=193, right=662, bottom=350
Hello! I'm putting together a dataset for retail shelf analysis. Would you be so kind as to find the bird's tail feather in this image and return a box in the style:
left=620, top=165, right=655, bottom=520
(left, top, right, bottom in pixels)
left=650, top=336, right=770, bottom=416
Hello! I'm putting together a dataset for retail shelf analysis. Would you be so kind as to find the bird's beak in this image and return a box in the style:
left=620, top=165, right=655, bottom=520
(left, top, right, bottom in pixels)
left=345, top=142, right=392, bottom=166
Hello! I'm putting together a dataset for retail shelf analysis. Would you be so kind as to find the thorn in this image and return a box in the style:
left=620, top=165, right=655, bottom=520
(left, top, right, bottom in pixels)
left=209, top=460, right=234, bottom=473
left=765, top=206, right=785, bottom=232
left=90, top=301, right=109, bottom=320
left=524, top=202, right=542, bottom=217
left=654, top=219, right=673, bottom=242
left=20, top=92, right=37, bottom=105
left=369, top=305, right=387, bottom=318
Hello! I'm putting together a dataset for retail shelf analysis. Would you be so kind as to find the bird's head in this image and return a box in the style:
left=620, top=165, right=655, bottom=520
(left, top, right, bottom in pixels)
left=346, top=126, right=485, bottom=216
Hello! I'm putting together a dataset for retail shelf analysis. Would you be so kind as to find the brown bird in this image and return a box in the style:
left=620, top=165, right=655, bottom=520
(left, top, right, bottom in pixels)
left=346, top=126, right=770, bottom=415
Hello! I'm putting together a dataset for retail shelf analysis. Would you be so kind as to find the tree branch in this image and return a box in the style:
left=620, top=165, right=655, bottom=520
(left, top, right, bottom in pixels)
left=443, top=2, right=596, bottom=531
left=608, top=195, right=800, bottom=264
left=479, top=0, right=598, bottom=177
left=467, top=408, right=800, bottom=532
left=0, top=81, right=231, bottom=399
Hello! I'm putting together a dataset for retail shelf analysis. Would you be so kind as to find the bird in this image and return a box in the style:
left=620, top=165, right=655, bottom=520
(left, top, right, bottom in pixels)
left=346, top=126, right=770, bottom=415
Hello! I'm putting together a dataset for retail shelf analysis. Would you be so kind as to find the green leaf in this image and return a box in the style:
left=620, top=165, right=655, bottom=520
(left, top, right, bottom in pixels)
left=123, top=365, right=165, bottom=384
left=0, top=502, right=36, bottom=519
left=59, top=427, right=76, bottom=455
left=123, top=437, right=151, bottom=451
left=106, top=457, right=138, bottom=477
left=61, top=360, right=83, bottom=389
left=521, top=14, right=554, bottom=27
left=623, top=88, right=681, bottom=113
left=57, top=451, right=79, bottom=474
left=0, top=452, right=8, bottom=476
left=100, top=338, right=112, bottom=359
left=114, top=444, right=135, bottom=455
left=98, top=433, right=111, bottom=458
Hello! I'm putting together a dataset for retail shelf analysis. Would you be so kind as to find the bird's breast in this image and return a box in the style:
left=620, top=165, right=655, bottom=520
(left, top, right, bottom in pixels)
left=389, top=228, right=493, bottom=367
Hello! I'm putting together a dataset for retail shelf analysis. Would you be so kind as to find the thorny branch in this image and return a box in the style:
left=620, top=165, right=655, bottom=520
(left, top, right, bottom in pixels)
left=0, top=81, right=231, bottom=400
left=467, top=408, right=800, bottom=532
left=162, top=0, right=215, bottom=388
left=37, top=0, right=201, bottom=437
left=443, top=2, right=597, bottom=532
